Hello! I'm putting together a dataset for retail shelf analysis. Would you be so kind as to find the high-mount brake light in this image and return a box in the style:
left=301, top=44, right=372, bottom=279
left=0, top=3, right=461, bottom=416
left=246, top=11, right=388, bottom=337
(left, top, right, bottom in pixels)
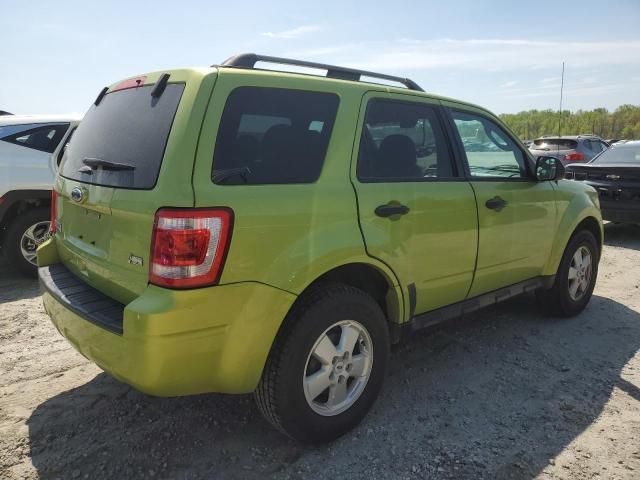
left=112, top=76, right=148, bottom=92
left=149, top=208, right=233, bottom=289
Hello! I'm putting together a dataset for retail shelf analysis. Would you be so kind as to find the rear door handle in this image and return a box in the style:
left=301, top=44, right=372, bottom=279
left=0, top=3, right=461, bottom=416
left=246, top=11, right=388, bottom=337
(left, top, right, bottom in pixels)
left=485, top=196, right=507, bottom=212
left=375, top=203, right=410, bottom=218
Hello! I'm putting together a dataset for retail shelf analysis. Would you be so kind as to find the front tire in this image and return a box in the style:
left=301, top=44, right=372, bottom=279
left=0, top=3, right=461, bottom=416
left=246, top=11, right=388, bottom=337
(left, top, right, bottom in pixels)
left=536, top=230, right=599, bottom=317
left=3, top=207, right=51, bottom=277
left=255, top=284, right=389, bottom=444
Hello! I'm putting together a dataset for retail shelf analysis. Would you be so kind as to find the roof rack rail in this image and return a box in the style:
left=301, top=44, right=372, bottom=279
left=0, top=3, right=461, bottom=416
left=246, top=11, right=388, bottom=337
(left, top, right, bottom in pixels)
left=217, top=53, right=424, bottom=92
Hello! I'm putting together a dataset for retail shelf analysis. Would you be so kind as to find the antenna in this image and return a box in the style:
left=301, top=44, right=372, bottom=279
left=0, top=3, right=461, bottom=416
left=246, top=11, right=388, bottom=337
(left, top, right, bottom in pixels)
left=558, top=61, right=565, bottom=137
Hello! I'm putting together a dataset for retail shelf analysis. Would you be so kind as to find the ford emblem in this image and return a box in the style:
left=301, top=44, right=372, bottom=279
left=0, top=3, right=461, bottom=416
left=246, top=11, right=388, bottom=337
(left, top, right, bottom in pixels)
left=70, top=187, right=86, bottom=203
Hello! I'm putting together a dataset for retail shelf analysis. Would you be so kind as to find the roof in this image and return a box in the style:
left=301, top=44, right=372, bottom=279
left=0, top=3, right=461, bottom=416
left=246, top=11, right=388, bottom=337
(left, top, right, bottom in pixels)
left=534, top=135, right=603, bottom=141
left=0, top=114, right=82, bottom=126
left=212, top=54, right=495, bottom=119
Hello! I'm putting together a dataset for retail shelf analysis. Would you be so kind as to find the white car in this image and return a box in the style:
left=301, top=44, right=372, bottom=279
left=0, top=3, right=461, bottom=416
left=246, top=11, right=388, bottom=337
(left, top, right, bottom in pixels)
left=0, top=115, right=81, bottom=275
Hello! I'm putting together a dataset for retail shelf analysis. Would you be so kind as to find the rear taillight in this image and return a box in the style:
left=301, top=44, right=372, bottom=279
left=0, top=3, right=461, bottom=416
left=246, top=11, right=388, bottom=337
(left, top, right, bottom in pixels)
left=563, top=152, right=585, bottom=162
left=50, top=190, right=58, bottom=234
left=149, top=208, right=233, bottom=289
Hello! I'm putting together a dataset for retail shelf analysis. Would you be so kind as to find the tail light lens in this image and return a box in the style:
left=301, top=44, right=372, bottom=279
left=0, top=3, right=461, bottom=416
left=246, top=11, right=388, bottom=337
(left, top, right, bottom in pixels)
left=563, top=151, right=585, bottom=162
left=50, top=190, right=58, bottom=234
left=149, top=208, right=233, bottom=289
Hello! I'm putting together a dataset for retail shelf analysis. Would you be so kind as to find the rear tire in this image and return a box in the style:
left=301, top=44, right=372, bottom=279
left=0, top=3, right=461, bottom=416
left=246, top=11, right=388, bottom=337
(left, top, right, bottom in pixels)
left=536, top=230, right=599, bottom=317
left=255, top=283, right=389, bottom=444
left=3, top=208, right=51, bottom=277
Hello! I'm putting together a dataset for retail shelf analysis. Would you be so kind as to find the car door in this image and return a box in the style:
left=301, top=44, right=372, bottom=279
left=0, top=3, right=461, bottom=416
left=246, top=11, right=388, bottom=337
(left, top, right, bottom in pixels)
left=352, top=93, right=478, bottom=316
left=444, top=105, right=557, bottom=297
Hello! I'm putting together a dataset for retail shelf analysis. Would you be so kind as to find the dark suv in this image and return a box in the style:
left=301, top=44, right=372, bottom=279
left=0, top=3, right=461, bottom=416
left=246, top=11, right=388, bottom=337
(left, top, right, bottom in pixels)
left=529, top=135, right=609, bottom=165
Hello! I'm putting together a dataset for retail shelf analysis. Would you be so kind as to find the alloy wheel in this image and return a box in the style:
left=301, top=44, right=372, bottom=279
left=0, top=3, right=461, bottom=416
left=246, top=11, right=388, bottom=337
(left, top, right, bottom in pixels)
left=568, top=245, right=592, bottom=301
left=19, top=221, right=51, bottom=266
left=303, top=320, right=373, bottom=416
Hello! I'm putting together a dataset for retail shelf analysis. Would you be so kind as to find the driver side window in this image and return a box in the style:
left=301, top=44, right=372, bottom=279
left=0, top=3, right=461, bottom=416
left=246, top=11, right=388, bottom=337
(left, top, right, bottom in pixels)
left=357, top=99, right=454, bottom=181
left=451, top=111, right=528, bottom=179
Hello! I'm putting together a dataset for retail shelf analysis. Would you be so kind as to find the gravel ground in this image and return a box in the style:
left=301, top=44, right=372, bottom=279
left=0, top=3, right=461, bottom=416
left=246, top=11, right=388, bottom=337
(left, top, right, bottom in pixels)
left=1, top=223, right=639, bottom=480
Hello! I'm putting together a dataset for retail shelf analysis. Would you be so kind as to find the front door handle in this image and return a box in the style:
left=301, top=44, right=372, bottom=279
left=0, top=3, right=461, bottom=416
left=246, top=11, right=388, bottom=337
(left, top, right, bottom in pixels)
left=375, top=203, right=410, bottom=218
left=485, top=196, right=507, bottom=212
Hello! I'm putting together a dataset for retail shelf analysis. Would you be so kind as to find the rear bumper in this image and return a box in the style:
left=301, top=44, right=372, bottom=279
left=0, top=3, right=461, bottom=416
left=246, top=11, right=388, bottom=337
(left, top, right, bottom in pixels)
left=39, top=256, right=295, bottom=396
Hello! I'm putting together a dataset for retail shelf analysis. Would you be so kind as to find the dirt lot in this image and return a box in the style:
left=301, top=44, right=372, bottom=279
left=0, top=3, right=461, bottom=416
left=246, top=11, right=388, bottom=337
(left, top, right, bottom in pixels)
left=1, top=223, right=639, bottom=480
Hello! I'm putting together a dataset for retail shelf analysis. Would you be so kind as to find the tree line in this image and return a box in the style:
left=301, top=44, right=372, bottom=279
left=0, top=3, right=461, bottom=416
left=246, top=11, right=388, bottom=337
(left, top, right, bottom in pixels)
left=499, top=104, right=640, bottom=140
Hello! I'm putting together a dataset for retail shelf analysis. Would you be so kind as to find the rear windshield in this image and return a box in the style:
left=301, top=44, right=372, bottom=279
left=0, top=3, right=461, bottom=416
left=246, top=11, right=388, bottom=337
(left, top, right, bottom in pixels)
left=532, top=138, right=577, bottom=150
left=60, top=84, right=184, bottom=189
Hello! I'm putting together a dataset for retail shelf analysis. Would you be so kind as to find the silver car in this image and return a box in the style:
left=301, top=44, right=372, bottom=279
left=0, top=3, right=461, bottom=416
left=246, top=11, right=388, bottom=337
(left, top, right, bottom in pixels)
left=529, top=135, right=609, bottom=165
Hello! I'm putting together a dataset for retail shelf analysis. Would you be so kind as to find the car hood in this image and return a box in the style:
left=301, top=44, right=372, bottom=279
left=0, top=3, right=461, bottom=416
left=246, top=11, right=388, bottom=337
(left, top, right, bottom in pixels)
left=565, top=163, right=640, bottom=181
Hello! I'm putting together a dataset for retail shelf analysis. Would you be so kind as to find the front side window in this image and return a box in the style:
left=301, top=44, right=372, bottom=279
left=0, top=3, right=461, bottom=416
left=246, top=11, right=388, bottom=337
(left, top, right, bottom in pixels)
left=1, top=123, right=69, bottom=153
left=212, top=87, right=339, bottom=185
left=357, top=99, right=455, bottom=181
left=452, top=111, right=528, bottom=179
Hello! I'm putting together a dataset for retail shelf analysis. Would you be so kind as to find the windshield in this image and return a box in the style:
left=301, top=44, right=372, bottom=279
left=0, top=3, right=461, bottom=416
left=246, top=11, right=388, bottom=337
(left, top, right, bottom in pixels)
left=593, top=144, right=640, bottom=164
left=59, top=84, right=184, bottom=189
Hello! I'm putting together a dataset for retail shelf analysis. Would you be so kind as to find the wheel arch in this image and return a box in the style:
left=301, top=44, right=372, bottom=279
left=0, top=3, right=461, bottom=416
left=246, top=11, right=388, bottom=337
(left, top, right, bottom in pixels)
left=544, top=209, right=603, bottom=277
left=278, top=261, right=405, bottom=346
left=0, top=190, right=51, bottom=244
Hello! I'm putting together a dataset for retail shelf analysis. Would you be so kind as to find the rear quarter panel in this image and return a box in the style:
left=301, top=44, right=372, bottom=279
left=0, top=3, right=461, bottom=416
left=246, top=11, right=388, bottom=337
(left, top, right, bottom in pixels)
left=191, top=70, right=405, bottom=320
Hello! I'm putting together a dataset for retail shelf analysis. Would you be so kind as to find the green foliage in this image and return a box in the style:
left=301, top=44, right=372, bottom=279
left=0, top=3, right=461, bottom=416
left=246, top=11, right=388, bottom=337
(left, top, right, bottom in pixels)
left=500, top=105, right=640, bottom=140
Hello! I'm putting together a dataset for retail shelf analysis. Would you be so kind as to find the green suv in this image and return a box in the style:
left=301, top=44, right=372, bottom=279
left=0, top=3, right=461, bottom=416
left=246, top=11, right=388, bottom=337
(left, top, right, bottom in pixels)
left=38, top=54, right=603, bottom=443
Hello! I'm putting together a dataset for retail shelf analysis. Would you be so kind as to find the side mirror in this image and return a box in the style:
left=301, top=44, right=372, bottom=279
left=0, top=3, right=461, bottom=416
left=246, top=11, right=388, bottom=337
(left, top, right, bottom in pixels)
left=535, top=156, right=565, bottom=181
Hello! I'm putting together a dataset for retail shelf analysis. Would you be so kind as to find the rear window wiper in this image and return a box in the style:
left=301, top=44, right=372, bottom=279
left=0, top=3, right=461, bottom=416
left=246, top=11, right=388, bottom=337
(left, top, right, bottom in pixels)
left=82, top=157, right=136, bottom=171
left=213, top=166, right=252, bottom=184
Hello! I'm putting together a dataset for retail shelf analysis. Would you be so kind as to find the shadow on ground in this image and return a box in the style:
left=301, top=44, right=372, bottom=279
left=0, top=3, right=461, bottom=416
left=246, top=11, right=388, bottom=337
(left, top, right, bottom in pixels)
left=26, top=292, right=640, bottom=479
left=604, top=222, right=640, bottom=251
left=0, top=258, right=40, bottom=303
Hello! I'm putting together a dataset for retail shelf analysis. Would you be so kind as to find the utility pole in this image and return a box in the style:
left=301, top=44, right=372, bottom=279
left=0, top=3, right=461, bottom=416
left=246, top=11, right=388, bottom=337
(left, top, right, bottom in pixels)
left=558, top=61, right=565, bottom=137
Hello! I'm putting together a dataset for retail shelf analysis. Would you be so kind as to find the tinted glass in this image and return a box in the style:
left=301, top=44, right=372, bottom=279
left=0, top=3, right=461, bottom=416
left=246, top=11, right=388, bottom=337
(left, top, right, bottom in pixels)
left=60, top=84, right=184, bottom=189
left=452, top=111, right=528, bottom=179
left=212, top=87, right=339, bottom=185
left=1, top=123, right=69, bottom=153
left=532, top=138, right=578, bottom=150
left=593, top=144, right=640, bottom=164
left=357, top=100, right=454, bottom=181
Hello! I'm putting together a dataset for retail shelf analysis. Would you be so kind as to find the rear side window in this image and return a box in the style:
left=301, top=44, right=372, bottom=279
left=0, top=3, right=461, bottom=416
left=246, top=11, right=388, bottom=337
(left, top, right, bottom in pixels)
left=59, top=84, right=184, bottom=189
left=533, top=138, right=578, bottom=150
left=212, top=87, right=339, bottom=185
left=1, top=123, right=69, bottom=153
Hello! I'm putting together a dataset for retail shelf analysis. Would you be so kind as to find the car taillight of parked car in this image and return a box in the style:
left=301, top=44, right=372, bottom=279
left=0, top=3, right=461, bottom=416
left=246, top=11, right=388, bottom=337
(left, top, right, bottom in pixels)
left=149, top=208, right=234, bottom=289
left=50, top=190, right=58, bottom=234
left=564, top=152, right=585, bottom=162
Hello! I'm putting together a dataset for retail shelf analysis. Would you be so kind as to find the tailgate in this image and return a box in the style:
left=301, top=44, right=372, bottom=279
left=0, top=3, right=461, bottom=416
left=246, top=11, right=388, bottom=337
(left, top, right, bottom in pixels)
left=53, top=69, right=217, bottom=304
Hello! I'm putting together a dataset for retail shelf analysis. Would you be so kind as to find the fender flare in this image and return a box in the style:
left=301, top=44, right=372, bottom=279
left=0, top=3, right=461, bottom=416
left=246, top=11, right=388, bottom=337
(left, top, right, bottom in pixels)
left=543, top=199, right=603, bottom=277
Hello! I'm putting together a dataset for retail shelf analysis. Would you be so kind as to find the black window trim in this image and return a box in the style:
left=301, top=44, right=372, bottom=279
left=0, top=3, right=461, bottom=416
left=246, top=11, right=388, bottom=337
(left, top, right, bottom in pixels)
left=355, top=97, right=464, bottom=184
left=56, top=125, right=77, bottom=167
left=444, top=107, right=537, bottom=183
left=1, top=122, right=70, bottom=154
left=210, top=85, right=341, bottom=187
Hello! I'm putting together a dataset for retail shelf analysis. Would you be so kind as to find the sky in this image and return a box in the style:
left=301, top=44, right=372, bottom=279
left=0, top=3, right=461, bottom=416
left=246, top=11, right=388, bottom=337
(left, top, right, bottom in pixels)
left=1, top=0, right=639, bottom=116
